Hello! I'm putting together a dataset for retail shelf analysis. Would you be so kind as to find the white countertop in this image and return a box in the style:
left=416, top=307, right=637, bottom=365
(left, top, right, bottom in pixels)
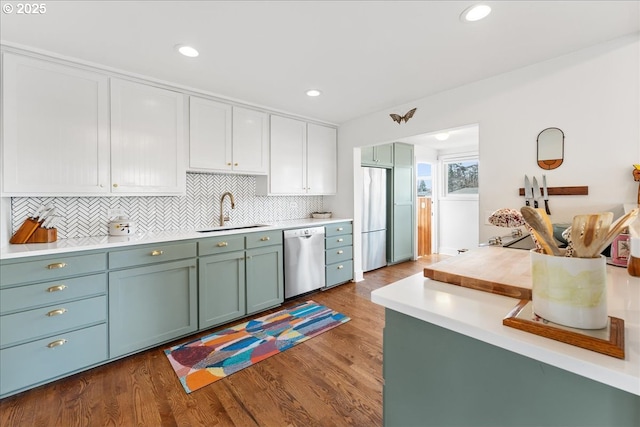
left=371, top=265, right=640, bottom=396
left=1, top=218, right=352, bottom=260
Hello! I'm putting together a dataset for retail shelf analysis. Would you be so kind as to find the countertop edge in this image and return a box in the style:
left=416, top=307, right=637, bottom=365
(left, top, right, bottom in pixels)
left=371, top=274, right=640, bottom=396
left=1, top=218, right=353, bottom=260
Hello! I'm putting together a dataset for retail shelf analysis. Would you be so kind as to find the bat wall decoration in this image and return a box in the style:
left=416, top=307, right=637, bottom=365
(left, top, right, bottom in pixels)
left=390, top=108, right=417, bottom=124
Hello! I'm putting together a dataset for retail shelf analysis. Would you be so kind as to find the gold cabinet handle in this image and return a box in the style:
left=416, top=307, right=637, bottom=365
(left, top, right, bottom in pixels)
left=46, top=262, right=67, bottom=270
left=260, top=236, right=270, bottom=241
left=337, top=227, right=344, bottom=231
left=337, top=250, right=344, bottom=254
left=337, top=238, right=344, bottom=242
left=113, top=183, right=118, bottom=188
left=46, top=308, right=67, bottom=317
left=47, top=339, right=67, bottom=349
left=47, top=284, right=67, bottom=293
left=227, top=162, right=232, bottom=166
left=337, top=265, right=344, bottom=269
left=217, top=242, right=228, bottom=247
left=151, top=250, right=164, bottom=256
left=234, top=163, right=238, bottom=166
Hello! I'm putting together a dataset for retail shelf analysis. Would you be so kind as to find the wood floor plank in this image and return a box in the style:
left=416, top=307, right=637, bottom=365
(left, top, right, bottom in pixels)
left=0, top=256, right=446, bottom=427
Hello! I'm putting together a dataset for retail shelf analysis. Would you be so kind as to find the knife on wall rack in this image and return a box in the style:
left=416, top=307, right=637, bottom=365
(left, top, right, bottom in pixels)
left=532, top=176, right=541, bottom=209
left=542, top=175, right=551, bottom=215
left=524, top=175, right=532, bottom=206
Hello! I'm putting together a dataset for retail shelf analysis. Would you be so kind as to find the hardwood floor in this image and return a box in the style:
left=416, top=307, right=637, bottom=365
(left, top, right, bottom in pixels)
left=0, top=256, right=448, bottom=427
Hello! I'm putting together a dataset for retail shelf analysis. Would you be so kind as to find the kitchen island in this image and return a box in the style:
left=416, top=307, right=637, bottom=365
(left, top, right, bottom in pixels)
left=371, top=263, right=639, bottom=427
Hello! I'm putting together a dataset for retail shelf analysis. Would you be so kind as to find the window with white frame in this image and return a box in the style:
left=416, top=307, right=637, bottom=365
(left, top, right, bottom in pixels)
left=441, top=155, right=478, bottom=197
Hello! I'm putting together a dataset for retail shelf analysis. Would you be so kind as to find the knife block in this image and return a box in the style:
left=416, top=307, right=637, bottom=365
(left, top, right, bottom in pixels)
left=26, top=227, right=57, bottom=243
left=9, top=218, right=57, bottom=244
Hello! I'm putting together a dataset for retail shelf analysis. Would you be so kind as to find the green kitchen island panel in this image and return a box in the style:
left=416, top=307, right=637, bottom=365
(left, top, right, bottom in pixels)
left=372, top=270, right=640, bottom=427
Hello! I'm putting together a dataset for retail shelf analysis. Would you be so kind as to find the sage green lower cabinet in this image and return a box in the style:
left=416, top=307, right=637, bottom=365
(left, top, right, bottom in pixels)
left=324, top=221, right=354, bottom=287
left=246, top=245, right=284, bottom=314
left=109, top=259, right=198, bottom=358
left=382, top=309, right=640, bottom=427
left=199, top=251, right=246, bottom=329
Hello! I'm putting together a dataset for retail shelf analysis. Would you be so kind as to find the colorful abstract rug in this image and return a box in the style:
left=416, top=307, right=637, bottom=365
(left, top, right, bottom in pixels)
left=164, top=300, right=350, bottom=393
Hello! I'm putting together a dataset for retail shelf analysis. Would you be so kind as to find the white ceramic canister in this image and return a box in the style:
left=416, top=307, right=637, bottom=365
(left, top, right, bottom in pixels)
left=109, top=216, right=136, bottom=236
left=530, top=250, right=607, bottom=329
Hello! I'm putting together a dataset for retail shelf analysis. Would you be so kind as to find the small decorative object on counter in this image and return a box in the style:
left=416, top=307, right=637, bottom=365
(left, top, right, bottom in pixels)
left=610, top=230, right=630, bottom=267
left=488, top=208, right=525, bottom=244
left=109, top=216, right=136, bottom=236
left=628, top=217, right=640, bottom=277
left=311, top=212, right=332, bottom=219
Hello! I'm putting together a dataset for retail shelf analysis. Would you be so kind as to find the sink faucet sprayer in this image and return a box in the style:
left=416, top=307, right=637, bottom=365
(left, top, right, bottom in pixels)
left=219, top=192, right=236, bottom=226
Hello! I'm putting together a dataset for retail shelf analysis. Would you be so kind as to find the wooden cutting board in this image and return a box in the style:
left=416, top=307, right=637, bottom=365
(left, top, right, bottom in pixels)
left=424, top=246, right=532, bottom=299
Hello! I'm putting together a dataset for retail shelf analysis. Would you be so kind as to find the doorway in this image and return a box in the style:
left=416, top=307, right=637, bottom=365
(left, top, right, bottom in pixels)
left=417, top=162, right=433, bottom=256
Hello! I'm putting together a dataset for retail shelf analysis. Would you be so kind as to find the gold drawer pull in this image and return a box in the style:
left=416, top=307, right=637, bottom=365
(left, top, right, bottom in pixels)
left=337, top=250, right=344, bottom=254
left=260, top=236, right=270, bottom=241
left=217, top=242, right=228, bottom=247
left=46, top=262, right=67, bottom=270
left=47, top=339, right=67, bottom=349
left=337, top=265, right=344, bottom=270
left=151, top=250, right=164, bottom=256
left=47, top=284, right=67, bottom=293
left=337, top=227, right=344, bottom=231
left=337, top=238, right=344, bottom=242
left=46, top=308, right=67, bottom=317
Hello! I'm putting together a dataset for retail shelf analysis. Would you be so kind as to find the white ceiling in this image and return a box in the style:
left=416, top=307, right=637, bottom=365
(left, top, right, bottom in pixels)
left=1, top=1, right=639, bottom=125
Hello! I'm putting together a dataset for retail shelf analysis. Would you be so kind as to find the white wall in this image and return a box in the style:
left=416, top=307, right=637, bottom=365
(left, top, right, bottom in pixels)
left=329, top=33, right=640, bottom=267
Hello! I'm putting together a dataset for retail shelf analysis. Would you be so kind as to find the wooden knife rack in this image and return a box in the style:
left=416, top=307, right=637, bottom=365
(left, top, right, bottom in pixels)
left=518, top=185, right=588, bottom=196
left=10, top=218, right=57, bottom=244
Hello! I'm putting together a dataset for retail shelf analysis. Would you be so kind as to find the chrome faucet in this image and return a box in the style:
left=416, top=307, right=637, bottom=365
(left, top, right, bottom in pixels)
left=219, top=192, right=236, bottom=226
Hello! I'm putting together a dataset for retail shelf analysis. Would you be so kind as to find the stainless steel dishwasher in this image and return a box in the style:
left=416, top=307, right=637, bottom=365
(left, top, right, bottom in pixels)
left=283, top=227, right=326, bottom=298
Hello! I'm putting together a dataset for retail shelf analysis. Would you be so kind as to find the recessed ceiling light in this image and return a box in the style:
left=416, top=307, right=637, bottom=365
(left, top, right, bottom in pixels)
left=306, top=89, right=322, bottom=97
left=460, top=4, right=491, bottom=22
left=175, top=44, right=199, bottom=57
left=435, top=133, right=450, bottom=141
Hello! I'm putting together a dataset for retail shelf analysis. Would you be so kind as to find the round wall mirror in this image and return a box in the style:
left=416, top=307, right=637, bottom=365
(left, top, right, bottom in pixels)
left=537, top=127, right=564, bottom=170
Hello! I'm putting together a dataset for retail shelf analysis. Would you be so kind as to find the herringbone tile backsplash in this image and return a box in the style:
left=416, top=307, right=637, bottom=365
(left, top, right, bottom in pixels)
left=11, top=173, right=324, bottom=239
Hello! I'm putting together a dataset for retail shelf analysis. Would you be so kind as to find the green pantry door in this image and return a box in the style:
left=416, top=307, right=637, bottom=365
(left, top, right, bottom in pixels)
left=388, top=143, right=414, bottom=263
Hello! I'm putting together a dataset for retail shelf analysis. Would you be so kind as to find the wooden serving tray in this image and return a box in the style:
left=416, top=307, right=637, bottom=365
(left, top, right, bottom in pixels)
left=503, top=300, right=625, bottom=359
left=424, top=246, right=532, bottom=299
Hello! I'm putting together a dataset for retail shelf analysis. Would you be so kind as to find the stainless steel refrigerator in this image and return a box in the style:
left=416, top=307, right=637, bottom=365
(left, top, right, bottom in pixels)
left=362, top=167, right=387, bottom=272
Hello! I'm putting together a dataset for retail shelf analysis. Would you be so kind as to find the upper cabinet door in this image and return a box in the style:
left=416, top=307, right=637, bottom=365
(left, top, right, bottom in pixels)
left=232, top=106, right=269, bottom=174
left=268, top=115, right=307, bottom=194
left=110, top=78, right=185, bottom=194
left=189, top=96, right=232, bottom=171
left=2, top=53, right=110, bottom=195
left=307, top=124, right=337, bottom=195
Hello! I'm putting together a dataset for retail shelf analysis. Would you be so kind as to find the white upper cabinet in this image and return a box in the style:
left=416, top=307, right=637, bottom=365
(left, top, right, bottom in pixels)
left=2, top=53, right=110, bottom=195
left=231, top=107, right=269, bottom=174
left=256, top=115, right=336, bottom=195
left=189, top=97, right=232, bottom=171
left=188, top=99, right=268, bottom=175
left=307, top=123, right=337, bottom=195
left=110, top=78, right=185, bottom=194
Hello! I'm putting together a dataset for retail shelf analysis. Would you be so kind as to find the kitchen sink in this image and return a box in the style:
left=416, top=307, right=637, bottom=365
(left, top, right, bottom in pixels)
left=196, top=224, right=270, bottom=233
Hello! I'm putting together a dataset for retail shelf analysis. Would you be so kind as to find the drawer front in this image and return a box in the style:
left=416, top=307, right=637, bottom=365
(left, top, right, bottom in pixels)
left=245, top=230, right=283, bottom=249
left=325, top=234, right=353, bottom=249
left=0, top=253, right=106, bottom=287
left=0, top=323, right=108, bottom=397
left=0, top=273, right=106, bottom=314
left=325, top=222, right=353, bottom=237
left=0, top=296, right=107, bottom=348
left=109, top=242, right=196, bottom=269
left=326, top=260, right=354, bottom=287
left=199, top=234, right=245, bottom=256
left=325, top=246, right=353, bottom=265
